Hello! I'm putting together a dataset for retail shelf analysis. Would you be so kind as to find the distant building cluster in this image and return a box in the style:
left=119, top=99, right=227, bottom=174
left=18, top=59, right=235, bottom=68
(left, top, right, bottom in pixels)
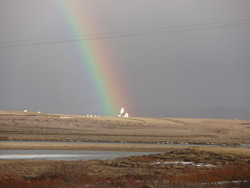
left=83, top=114, right=101, bottom=117
left=118, top=107, right=129, bottom=118
left=82, top=107, right=129, bottom=118
left=21, top=107, right=129, bottom=118
left=23, top=109, right=41, bottom=114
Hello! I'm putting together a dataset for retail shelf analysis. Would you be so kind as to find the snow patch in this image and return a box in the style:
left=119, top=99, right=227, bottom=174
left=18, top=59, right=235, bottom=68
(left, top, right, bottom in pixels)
left=202, top=180, right=250, bottom=185
left=152, top=161, right=215, bottom=167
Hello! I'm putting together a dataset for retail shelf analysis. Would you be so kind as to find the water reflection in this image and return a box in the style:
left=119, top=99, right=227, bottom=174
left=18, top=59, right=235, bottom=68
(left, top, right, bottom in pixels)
left=0, top=150, right=159, bottom=160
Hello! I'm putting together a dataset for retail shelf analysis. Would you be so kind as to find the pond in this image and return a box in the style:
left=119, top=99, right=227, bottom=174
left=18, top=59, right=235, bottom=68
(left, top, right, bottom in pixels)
left=0, top=150, right=160, bottom=160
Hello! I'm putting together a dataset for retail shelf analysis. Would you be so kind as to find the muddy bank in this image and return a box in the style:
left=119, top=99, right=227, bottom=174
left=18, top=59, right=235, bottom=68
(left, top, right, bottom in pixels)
left=0, top=142, right=190, bottom=152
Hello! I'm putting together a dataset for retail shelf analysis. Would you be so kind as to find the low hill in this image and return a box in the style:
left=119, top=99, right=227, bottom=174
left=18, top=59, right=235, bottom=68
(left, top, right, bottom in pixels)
left=0, top=110, right=250, bottom=145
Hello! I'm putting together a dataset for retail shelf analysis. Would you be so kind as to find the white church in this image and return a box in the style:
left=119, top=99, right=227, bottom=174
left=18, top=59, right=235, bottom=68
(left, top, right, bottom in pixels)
left=118, top=107, right=129, bottom=118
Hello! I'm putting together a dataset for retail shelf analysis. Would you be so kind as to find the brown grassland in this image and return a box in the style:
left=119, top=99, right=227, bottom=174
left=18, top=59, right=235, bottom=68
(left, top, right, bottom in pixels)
left=0, top=110, right=250, bottom=145
left=0, top=110, right=250, bottom=187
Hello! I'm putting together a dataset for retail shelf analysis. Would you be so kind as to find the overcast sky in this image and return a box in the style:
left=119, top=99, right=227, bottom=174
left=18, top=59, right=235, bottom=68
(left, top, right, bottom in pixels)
left=0, top=0, right=250, bottom=119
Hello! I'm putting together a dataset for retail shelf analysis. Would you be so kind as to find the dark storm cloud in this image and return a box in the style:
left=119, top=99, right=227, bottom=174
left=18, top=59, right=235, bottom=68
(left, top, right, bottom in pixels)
left=0, top=0, right=250, bottom=119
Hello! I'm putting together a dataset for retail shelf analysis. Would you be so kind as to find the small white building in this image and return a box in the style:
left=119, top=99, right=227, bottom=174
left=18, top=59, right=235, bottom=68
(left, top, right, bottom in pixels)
left=124, top=113, right=129, bottom=118
left=120, top=107, right=125, bottom=115
left=117, top=107, right=129, bottom=118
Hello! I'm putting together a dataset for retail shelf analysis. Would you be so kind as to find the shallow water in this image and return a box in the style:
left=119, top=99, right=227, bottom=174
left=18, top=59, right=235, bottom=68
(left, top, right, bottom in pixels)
left=0, top=150, right=159, bottom=160
left=0, top=141, right=249, bottom=160
left=1, top=141, right=249, bottom=148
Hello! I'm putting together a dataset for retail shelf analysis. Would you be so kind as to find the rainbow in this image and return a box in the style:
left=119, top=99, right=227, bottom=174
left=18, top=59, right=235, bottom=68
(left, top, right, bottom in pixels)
left=57, top=1, right=130, bottom=116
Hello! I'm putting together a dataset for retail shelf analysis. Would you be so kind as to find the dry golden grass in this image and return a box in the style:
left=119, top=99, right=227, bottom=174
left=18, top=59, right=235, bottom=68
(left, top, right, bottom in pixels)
left=0, top=110, right=250, bottom=145
left=1, top=110, right=250, bottom=187
left=0, top=142, right=190, bottom=152
left=195, top=146, right=250, bottom=157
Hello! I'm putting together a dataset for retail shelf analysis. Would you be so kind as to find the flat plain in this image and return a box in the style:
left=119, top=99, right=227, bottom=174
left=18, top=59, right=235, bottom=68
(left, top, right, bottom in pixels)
left=0, top=110, right=250, bottom=145
left=0, top=110, right=250, bottom=188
